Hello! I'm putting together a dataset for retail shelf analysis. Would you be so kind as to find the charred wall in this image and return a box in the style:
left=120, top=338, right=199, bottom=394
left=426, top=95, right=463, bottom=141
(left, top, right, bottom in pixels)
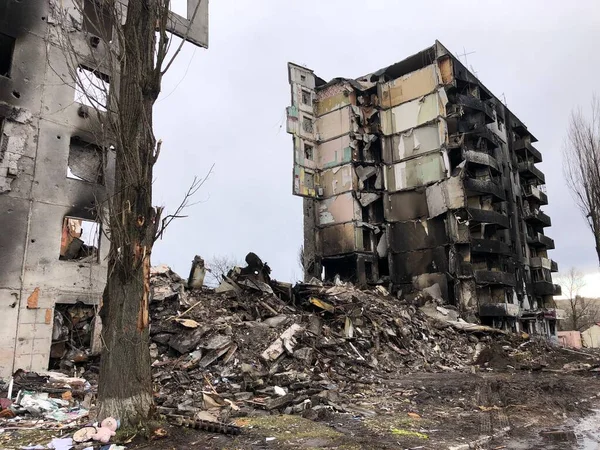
left=0, top=0, right=115, bottom=377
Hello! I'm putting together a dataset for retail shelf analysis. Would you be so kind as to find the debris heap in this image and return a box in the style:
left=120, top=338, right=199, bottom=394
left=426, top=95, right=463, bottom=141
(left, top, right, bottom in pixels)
left=149, top=259, right=510, bottom=422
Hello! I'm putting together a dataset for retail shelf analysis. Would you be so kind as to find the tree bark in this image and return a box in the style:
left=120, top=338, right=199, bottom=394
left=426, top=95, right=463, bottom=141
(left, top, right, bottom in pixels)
left=97, top=0, right=163, bottom=427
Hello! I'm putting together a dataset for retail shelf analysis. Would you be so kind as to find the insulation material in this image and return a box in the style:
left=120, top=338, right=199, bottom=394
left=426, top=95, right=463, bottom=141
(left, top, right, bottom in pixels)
left=380, top=89, right=448, bottom=136
left=320, top=164, right=356, bottom=197
left=318, top=135, right=354, bottom=169
left=318, top=192, right=360, bottom=225
left=316, top=106, right=356, bottom=142
left=379, top=64, right=440, bottom=109
left=382, top=121, right=447, bottom=163
left=384, top=152, right=447, bottom=192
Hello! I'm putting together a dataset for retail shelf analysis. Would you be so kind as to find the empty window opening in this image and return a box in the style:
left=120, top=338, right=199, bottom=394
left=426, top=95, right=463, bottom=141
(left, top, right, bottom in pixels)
left=300, top=74, right=306, bottom=82
left=68, top=137, right=104, bottom=183
left=0, top=32, right=15, bottom=78
left=362, top=229, right=372, bottom=251
left=60, top=217, right=100, bottom=262
left=364, top=261, right=373, bottom=282
left=74, top=65, right=110, bottom=111
left=304, top=143, right=314, bottom=161
left=302, top=117, right=313, bottom=133
left=82, top=0, right=114, bottom=42
left=301, top=90, right=312, bottom=106
left=323, top=255, right=356, bottom=283
left=168, top=0, right=187, bottom=17
left=50, top=302, right=97, bottom=370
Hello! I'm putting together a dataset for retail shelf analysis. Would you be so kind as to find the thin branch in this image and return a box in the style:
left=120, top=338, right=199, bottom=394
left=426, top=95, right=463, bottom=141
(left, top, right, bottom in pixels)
left=154, top=163, right=214, bottom=241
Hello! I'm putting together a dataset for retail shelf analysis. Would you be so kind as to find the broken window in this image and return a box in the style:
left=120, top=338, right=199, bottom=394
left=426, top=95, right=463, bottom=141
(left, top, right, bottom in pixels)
left=301, top=90, right=312, bottom=106
left=82, top=0, right=114, bottom=42
left=302, top=117, right=313, bottom=133
left=0, top=32, right=15, bottom=78
left=304, top=143, right=314, bottom=161
left=68, top=137, right=104, bottom=183
left=74, top=65, right=110, bottom=111
left=60, top=217, right=100, bottom=262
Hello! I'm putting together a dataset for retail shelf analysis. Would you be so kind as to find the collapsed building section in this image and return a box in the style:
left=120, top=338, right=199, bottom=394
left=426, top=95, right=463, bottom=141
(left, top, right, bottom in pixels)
left=287, top=41, right=562, bottom=337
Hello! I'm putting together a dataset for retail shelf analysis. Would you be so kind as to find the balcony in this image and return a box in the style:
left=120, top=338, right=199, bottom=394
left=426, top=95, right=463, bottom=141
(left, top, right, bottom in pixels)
left=513, top=139, right=542, bottom=163
left=530, top=257, right=558, bottom=272
left=518, top=161, right=546, bottom=184
left=465, top=208, right=509, bottom=229
left=522, top=184, right=548, bottom=205
left=479, top=303, right=520, bottom=317
left=532, top=281, right=562, bottom=296
left=455, top=94, right=496, bottom=123
left=464, top=177, right=506, bottom=202
left=464, top=150, right=500, bottom=173
left=527, top=232, right=555, bottom=249
left=471, top=238, right=510, bottom=255
left=523, top=209, right=551, bottom=227
left=474, top=270, right=516, bottom=287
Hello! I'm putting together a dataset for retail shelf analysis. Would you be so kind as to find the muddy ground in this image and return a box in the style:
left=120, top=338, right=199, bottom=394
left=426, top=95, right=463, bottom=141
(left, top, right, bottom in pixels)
left=6, top=370, right=599, bottom=450
left=133, top=371, right=600, bottom=449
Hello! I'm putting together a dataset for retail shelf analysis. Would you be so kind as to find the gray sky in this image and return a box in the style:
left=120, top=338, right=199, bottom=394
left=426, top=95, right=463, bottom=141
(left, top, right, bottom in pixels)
left=151, top=0, right=600, bottom=292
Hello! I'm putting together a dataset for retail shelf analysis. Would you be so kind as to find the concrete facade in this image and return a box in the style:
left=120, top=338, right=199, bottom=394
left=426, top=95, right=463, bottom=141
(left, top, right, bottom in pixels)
left=0, top=0, right=208, bottom=378
left=287, top=41, right=562, bottom=337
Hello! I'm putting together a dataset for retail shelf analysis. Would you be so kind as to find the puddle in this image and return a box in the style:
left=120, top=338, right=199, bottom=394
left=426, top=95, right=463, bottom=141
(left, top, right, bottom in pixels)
left=504, top=409, right=600, bottom=449
left=574, top=409, right=600, bottom=449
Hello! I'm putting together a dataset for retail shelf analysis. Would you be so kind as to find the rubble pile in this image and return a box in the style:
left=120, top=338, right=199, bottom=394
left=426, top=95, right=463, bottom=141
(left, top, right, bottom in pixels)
left=148, top=260, right=510, bottom=422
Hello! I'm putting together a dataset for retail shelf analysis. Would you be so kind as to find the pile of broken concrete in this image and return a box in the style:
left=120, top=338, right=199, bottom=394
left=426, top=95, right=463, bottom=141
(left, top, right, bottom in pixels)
left=148, top=256, right=518, bottom=423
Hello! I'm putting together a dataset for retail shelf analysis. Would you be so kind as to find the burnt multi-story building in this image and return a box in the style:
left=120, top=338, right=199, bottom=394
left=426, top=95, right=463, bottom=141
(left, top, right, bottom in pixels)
left=287, top=41, right=562, bottom=336
left=0, top=0, right=208, bottom=378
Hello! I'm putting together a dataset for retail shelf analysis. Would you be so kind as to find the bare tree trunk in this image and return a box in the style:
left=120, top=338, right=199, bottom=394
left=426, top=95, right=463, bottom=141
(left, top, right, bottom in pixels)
left=97, top=1, right=162, bottom=426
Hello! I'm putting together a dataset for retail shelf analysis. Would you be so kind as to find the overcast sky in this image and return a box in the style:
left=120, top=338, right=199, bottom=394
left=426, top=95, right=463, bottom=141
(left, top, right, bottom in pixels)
left=151, top=0, right=600, bottom=295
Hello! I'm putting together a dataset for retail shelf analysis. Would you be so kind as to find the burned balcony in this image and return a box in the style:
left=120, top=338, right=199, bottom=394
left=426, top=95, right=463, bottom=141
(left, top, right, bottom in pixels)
left=523, top=209, right=551, bottom=227
left=454, top=94, right=496, bottom=124
left=471, top=238, right=510, bottom=255
left=463, top=150, right=500, bottom=173
left=464, top=208, right=509, bottom=229
left=474, top=270, right=516, bottom=287
left=522, top=184, right=548, bottom=205
left=464, top=177, right=506, bottom=202
left=530, top=256, right=558, bottom=273
left=527, top=232, right=555, bottom=249
left=513, top=138, right=542, bottom=163
left=479, top=303, right=520, bottom=318
left=518, top=161, right=546, bottom=184
left=532, top=281, right=562, bottom=296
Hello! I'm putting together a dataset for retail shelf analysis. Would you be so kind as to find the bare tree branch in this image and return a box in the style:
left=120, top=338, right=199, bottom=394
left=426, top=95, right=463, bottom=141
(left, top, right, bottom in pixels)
left=563, top=96, right=600, bottom=265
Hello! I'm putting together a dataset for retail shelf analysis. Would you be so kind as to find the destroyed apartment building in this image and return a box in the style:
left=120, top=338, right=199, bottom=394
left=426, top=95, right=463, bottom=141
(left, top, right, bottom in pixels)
left=0, top=0, right=208, bottom=378
left=287, top=41, right=563, bottom=337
